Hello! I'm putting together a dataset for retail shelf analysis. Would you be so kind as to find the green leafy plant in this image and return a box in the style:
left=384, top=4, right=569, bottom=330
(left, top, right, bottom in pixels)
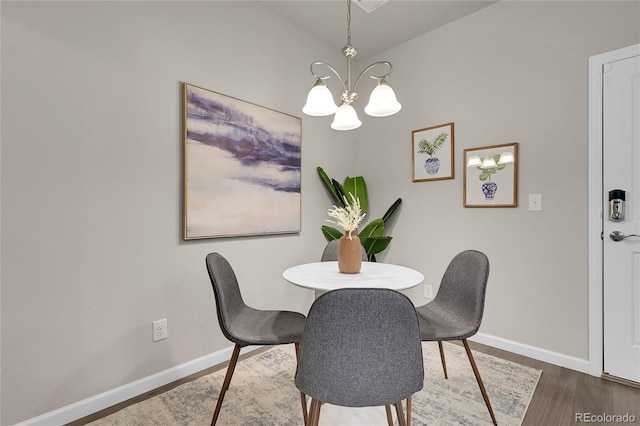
left=317, top=166, right=402, bottom=262
left=418, top=132, right=448, bottom=157
left=477, top=154, right=507, bottom=181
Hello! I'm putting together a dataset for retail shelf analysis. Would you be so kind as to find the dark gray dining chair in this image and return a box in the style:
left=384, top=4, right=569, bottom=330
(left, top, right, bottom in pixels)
left=415, top=249, right=497, bottom=425
left=295, top=288, right=424, bottom=426
left=205, top=252, right=308, bottom=425
left=320, top=239, right=368, bottom=262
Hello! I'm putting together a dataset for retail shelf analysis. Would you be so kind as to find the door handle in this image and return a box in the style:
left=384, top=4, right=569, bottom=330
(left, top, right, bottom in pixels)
left=609, top=231, right=640, bottom=241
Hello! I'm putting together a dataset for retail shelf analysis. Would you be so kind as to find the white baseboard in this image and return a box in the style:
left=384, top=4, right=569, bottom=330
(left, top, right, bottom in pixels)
left=20, top=334, right=591, bottom=425
left=470, top=332, right=590, bottom=374
left=18, top=345, right=260, bottom=426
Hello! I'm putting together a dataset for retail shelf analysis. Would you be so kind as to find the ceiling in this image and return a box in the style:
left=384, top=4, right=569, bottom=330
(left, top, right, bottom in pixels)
left=259, top=0, right=499, bottom=62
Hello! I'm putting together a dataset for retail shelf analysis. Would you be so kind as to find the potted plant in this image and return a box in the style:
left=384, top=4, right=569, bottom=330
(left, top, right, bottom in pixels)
left=417, top=132, right=448, bottom=175
left=317, top=166, right=401, bottom=261
left=326, top=194, right=367, bottom=273
left=474, top=154, right=508, bottom=200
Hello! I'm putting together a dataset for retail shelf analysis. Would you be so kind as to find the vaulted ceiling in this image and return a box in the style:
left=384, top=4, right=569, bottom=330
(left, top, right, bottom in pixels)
left=259, top=0, right=498, bottom=62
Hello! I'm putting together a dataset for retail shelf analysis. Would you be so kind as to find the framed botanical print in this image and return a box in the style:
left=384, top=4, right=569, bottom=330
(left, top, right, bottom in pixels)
left=464, top=143, right=518, bottom=207
left=412, top=122, right=454, bottom=182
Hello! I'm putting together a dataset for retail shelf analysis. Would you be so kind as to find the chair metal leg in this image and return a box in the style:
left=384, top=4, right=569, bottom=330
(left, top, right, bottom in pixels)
left=407, top=396, right=412, bottom=426
left=295, top=343, right=308, bottom=426
left=462, top=339, right=498, bottom=426
left=385, top=405, right=394, bottom=426
left=394, top=401, right=407, bottom=426
left=437, top=341, right=448, bottom=379
left=211, top=343, right=244, bottom=426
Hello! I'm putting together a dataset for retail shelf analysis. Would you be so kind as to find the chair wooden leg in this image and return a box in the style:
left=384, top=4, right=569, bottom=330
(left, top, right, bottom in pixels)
left=394, top=401, right=407, bottom=426
left=385, top=405, right=394, bottom=426
left=308, top=398, right=322, bottom=426
left=295, top=343, right=308, bottom=426
left=387, top=399, right=411, bottom=426
left=211, top=343, right=244, bottom=426
left=438, top=341, right=448, bottom=379
left=462, top=339, right=498, bottom=426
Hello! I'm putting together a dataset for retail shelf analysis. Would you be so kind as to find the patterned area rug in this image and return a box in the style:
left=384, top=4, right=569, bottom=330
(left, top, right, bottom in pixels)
left=89, top=342, right=541, bottom=425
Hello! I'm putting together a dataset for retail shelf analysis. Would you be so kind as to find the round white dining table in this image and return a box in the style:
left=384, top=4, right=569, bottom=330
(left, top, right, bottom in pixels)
left=283, top=261, right=424, bottom=297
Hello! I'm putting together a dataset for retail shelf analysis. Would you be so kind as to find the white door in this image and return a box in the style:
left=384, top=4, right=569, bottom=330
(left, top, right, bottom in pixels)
left=603, top=53, right=640, bottom=383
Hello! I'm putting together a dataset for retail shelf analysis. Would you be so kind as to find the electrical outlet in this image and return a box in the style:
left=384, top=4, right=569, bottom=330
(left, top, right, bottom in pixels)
left=153, top=319, right=168, bottom=342
left=424, top=284, right=434, bottom=299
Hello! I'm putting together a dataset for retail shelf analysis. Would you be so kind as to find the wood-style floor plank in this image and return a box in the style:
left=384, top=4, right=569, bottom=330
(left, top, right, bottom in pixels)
left=70, top=342, right=640, bottom=425
left=466, top=341, right=640, bottom=426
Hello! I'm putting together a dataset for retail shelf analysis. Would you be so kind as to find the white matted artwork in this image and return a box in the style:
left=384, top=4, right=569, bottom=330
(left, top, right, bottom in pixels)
left=412, top=122, right=454, bottom=182
left=182, top=83, right=301, bottom=239
left=464, top=143, right=518, bottom=207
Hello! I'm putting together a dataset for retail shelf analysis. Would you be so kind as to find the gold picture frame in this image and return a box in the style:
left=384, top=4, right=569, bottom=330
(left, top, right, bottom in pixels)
left=182, top=83, right=302, bottom=239
left=463, top=142, right=518, bottom=207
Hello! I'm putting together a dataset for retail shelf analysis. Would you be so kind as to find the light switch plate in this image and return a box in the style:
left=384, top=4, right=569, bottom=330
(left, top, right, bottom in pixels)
left=529, top=194, right=542, bottom=211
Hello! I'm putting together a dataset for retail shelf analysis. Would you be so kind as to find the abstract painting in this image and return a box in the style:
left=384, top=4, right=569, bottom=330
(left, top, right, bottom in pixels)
left=183, top=83, right=301, bottom=239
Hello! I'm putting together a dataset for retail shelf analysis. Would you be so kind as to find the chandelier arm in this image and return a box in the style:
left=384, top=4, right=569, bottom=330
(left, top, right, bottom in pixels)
left=310, top=61, right=348, bottom=93
left=352, top=61, right=393, bottom=93
left=303, top=0, right=399, bottom=128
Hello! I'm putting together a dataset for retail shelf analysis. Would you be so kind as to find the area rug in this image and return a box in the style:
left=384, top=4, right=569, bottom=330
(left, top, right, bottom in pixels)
left=88, top=342, right=541, bottom=425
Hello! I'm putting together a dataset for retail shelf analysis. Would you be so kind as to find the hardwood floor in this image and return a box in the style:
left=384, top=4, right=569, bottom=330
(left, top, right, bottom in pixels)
left=467, top=341, right=640, bottom=426
left=70, top=342, right=640, bottom=425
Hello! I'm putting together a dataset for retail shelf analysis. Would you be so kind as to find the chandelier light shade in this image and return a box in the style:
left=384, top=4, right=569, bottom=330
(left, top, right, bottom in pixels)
left=498, top=151, right=515, bottom=164
left=466, top=151, right=515, bottom=168
left=302, top=79, right=339, bottom=116
left=302, top=0, right=401, bottom=130
left=481, top=157, right=498, bottom=169
left=331, top=104, right=362, bottom=131
left=466, top=155, right=482, bottom=167
left=363, top=79, right=402, bottom=117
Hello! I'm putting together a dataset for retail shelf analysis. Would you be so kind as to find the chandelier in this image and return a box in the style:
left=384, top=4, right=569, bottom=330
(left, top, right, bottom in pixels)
left=302, top=0, right=401, bottom=131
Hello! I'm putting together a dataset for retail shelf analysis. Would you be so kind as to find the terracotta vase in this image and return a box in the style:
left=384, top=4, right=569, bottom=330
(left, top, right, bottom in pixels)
left=338, top=231, right=362, bottom=274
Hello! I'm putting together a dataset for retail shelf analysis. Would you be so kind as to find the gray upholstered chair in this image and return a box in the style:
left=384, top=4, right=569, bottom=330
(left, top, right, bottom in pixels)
left=415, top=250, right=497, bottom=425
left=205, top=252, right=308, bottom=425
left=295, top=288, right=424, bottom=426
left=321, top=239, right=368, bottom=262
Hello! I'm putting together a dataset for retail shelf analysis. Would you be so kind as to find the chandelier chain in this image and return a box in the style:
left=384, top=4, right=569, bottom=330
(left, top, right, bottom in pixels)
left=302, top=0, right=401, bottom=129
left=346, top=0, right=352, bottom=45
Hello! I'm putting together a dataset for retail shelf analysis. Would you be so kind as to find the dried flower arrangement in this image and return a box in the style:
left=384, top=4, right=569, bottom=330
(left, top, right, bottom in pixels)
left=326, top=193, right=366, bottom=240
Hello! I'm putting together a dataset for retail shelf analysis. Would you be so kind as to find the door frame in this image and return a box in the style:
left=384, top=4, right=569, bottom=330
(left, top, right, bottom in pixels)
left=588, top=44, right=640, bottom=377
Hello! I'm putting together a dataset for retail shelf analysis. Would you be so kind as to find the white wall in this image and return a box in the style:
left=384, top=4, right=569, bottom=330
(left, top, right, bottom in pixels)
left=0, top=1, right=355, bottom=423
left=355, top=0, right=640, bottom=359
left=0, top=3, right=3, bottom=424
left=1, top=1, right=639, bottom=424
